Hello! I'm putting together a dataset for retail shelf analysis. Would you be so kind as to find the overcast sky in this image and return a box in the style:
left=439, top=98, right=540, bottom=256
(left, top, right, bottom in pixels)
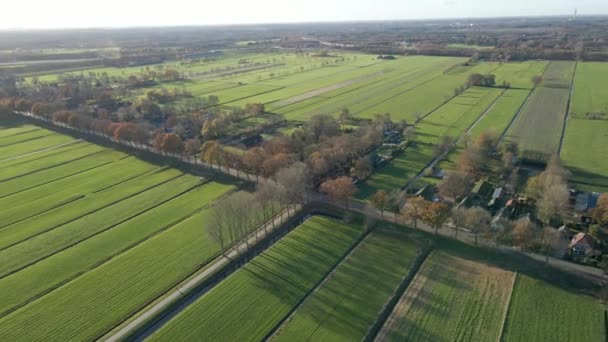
left=1, top=0, right=606, bottom=29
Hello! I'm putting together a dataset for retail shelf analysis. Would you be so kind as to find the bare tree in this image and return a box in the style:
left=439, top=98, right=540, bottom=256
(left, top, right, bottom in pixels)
left=275, top=162, right=311, bottom=213
left=512, top=218, right=537, bottom=250
left=437, top=172, right=471, bottom=200
left=464, top=206, right=492, bottom=246
left=538, top=227, right=561, bottom=263
left=256, top=183, right=277, bottom=233
left=451, top=206, right=467, bottom=239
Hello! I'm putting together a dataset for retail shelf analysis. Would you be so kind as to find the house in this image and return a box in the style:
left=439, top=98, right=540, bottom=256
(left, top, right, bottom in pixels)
left=238, top=134, right=263, bottom=148
left=569, top=232, right=597, bottom=256
left=414, top=185, right=436, bottom=202
left=575, top=192, right=599, bottom=212
left=470, top=178, right=493, bottom=206
left=487, top=187, right=504, bottom=210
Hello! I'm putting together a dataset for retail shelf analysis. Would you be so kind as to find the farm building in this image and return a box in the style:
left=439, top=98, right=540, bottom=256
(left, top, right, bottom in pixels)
left=568, top=232, right=598, bottom=256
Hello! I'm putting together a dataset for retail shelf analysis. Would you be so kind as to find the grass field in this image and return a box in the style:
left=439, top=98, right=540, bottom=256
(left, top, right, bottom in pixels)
left=502, top=275, right=605, bottom=342
left=571, top=62, right=608, bottom=119
left=271, top=229, right=420, bottom=341
left=0, top=123, right=246, bottom=341
left=376, top=251, right=514, bottom=342
left=505, top=61, right=575, bottom=158
left=561, top=118, right=608, bottom=192
left=149, top=216, right=363, bottom=342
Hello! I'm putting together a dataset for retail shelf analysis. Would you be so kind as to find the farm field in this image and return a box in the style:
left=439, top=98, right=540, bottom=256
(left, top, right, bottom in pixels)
left=271, top=229, right=420, bottom=341
left=491, top=61, right=547, bottom=89
left=571, top=62, right=608, bottom=119
left=0, top=124, right=241, bottom=341
left=505, top=61, right=575, bottom=159
left=357, top=86, right=503, bottom=199
left=562, top=61, right=608, bottom=192
left=376, top=251, right=514, bottom=342
left=149, top=215, right=363, bottom=342
left=502, top=275, right=605, bottom=342
left=561, top=118, right=608, bottom=192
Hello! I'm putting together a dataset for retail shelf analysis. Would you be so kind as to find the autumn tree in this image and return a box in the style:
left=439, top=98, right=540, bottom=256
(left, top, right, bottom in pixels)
left=261, top=153, right=290, bottom=178
left=422, top=202, right=450, bottom=235
left=159, top=133, right=183, bottom=155
left=372, top=190, right=387, bottom=219
left=242, top=147, right=266, bottom=181
left=184, top=138, right=201, bottom=162
left=401, top=196, right=428, bottom=230
left=320, top=176, right=357, bottom=209
left=200, top=140, right=222, bottom=168
left=591, top=193, right=608, bottom=226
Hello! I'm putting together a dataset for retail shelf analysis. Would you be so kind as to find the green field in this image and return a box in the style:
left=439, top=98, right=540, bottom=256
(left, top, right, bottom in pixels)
left=505, top=61, right=575, bottom=157
left=272, top=229, right=420, bottom=341
left=149, top=216, right=363, bottom=341
left=0, top=124, right=241, bottom=340
left=571, top=62, right=608, bottom=119
left=561, top=118, right=608, bottom=192
left=377, top=251, right=514, bottom=342
left=502, top=275, right=605, bottom=342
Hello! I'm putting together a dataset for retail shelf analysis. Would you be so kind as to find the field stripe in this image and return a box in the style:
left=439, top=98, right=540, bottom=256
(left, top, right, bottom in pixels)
left=0, top=167, right=178, bottom=251
left=0, top=139, right=83, bottom=163
left=498, top=272, right=518, bottom=342
left=0, top=183, right=230, bottom=318
left=0, top=158, right=158, bottom=228
left=0, top=174, right=199, bottom=278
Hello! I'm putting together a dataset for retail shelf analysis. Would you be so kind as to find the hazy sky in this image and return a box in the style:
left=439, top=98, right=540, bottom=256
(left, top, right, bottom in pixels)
left=2, top=0, right=606, bottom=29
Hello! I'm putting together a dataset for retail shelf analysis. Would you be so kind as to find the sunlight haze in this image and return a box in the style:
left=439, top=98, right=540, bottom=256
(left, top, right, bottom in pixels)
left=2, top=0, right=607, bottom=29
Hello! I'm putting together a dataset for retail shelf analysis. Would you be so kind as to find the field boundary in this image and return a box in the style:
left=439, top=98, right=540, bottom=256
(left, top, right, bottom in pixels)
left=498, top=272, right=518, bottom=342
left=557, top=61, right=578, bottom=155
left=364, top=242, right=433, bottom=341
